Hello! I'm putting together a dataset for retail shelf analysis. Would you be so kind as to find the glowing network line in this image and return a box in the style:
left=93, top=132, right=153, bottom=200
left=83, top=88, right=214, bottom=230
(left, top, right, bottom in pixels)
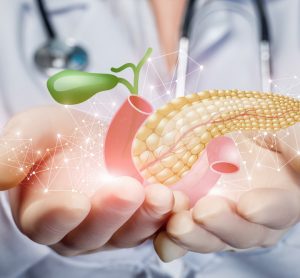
left=1, top=50, right=300, bottom=198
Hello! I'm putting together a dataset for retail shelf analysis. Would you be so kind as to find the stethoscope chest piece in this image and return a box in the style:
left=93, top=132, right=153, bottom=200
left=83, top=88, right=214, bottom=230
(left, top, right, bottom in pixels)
left=34, top=39, right=88, bottom=75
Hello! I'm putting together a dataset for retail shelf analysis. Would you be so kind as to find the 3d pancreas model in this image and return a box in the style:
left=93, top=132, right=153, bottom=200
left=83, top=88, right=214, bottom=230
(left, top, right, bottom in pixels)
left=132, top=90, right=300, bottom=185
left=46, top=49, right=300, bottom=201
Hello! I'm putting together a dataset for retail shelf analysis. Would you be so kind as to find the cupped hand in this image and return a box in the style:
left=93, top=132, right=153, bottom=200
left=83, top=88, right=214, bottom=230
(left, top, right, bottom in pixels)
left=0, top=106, right=175, bottom=256
left=154, top=128, right=300, bottom=262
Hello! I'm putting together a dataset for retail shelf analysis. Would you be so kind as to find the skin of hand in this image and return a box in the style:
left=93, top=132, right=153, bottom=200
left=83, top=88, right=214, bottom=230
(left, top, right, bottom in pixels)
left=0, top=106, right=185, bottom=256
left=154, top=129, right=300, bottom=262
left=148, top=0, right=300, bottom=262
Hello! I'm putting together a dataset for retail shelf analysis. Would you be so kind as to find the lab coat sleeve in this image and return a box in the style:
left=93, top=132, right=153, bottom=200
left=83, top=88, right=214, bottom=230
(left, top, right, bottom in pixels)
left=0, top=90, right=50, bottom=277
left=0, top=192, right=50, bottom=278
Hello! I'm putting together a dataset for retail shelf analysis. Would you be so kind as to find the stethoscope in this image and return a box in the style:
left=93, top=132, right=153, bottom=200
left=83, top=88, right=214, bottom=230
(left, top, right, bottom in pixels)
left=34, top=0, right=89, bottom=76
left=176, top=0, right=272, bottom=97
left=34, top=0, right=271, bottom=93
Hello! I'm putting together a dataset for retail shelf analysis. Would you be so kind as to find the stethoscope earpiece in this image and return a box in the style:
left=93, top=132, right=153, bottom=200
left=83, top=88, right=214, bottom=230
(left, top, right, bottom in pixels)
left=34, top=39, right=88, bottom=76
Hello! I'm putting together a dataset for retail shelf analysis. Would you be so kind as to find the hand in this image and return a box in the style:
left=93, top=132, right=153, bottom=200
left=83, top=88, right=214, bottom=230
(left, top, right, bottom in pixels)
left=154, top=128, right=300, bottom=262
left=0, top=106, right=175, bottom=256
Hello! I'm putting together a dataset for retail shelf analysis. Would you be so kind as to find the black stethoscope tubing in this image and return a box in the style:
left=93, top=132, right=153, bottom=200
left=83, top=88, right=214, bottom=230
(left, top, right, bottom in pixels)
left=182, top=0, right=197, bottom=38
left=36, top=0, right=272, bottom=90
left=36, top=0, right=56, bottom=39
left=35, top=0, right=89, bottom=75
left=254, top=0, right=270, bottom=43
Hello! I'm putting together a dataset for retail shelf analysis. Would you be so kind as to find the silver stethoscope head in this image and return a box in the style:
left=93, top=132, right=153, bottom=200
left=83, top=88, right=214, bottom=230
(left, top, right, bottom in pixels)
left=34, top=39, right=88, bottom=76
left=35, top=0, right=88, bottom=75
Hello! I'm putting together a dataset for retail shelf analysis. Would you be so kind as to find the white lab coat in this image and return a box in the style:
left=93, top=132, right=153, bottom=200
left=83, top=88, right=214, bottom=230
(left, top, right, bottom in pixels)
left=1, top=0, right=300, bottom=277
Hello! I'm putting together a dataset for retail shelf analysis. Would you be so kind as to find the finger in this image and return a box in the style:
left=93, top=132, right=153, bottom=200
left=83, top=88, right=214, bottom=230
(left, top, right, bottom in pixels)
left=277, top=125, right=300, bottom=173
left=0, top=107, right=80, bottom=190
left=109, top=184, right=174, bottom=248
left=172, top=190, right=190, bottom=213
left=166, top=211, right=226, bottom=252
left=238, top=188, right=300, bottom=229
left=193, top=196, right=269, bottom=249
left=57, top=177, right=145, bottom=254
left=16, top=188, right=90, bottom=245
left=154, top=231, right=187, bottom=262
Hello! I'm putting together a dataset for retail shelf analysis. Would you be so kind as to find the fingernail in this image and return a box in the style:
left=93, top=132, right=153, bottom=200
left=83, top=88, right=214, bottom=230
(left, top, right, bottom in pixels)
left=193, top=197, right=231, bottom=223
left=146, top=185, right=174, bottom=215
left=172, top=191, right=190, bottom=213
left=154, top=232, right=187, bottom=262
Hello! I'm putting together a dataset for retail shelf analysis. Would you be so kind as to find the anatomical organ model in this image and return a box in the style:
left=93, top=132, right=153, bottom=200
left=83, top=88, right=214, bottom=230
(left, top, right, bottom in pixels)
left=47, top=49, right=300, bottom=204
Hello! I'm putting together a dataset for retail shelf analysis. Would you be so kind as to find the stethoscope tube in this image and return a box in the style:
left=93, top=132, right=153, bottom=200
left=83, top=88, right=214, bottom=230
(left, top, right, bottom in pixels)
left=176, top=0, right=197, bottom=98
left=36, top=0, right=56, bottom=39
left=254, top=0, right=272, bottom=92
left=176, top=0, right=272, bottom=98
left=182, top=0, right=197, bottom=38
left=34, top=0, right=89, bottom=75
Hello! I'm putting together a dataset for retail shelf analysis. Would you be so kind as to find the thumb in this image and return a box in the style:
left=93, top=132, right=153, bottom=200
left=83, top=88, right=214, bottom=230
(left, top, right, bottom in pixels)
left=0, top=106, right=87, bottom=190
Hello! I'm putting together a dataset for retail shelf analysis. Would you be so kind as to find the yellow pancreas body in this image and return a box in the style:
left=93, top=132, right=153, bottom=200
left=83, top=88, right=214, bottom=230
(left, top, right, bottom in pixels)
left=132, top=90, right=300, bottom=185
